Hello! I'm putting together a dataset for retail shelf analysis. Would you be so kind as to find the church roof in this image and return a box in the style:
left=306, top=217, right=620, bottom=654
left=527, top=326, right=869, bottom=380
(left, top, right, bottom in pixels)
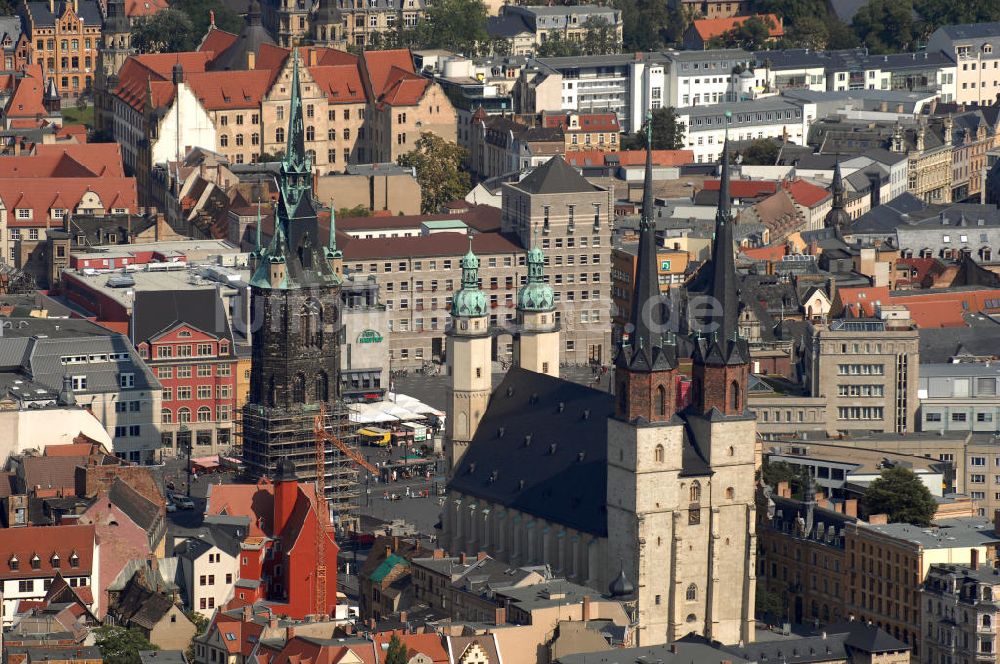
left=447, top=367, right=613, bottom=537
left=207, top=0, right=275, bottom=71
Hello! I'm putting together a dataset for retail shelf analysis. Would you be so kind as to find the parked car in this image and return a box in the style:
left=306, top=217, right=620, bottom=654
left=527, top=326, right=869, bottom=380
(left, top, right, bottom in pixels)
left=166, top=500, right=177, bottom=513
left=172, top=494, right=195, bottom=510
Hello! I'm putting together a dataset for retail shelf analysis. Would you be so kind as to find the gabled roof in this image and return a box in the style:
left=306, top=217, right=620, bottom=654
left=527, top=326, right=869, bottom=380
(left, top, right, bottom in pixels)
left=510, top=156, right=602, bottom=195
left=6, top=64, right=48, bottom=119
left=0, top=177, right=139, bottom=226
left=309, top=64, right=365, bottom=104
left=782, top=178, right=831, bottom=208
left=373, top=632, right=448, bottom=664
left=0, top=524, right=96, bottom=580
left=108, top=477, right=161, bottom=531
left=199, top=27, right=239, bottom=58
left=361, top=49, right=415, bottom=98
left=131, top=289, right=234, bottom=345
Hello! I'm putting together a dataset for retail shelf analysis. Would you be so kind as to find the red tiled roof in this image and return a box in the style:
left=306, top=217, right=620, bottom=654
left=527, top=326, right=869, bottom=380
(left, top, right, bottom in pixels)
left=206, top=480, right=323, bottom=538
left=309, top=64, right=365, bottom=104
left=896, top=257, right=947, bottom=288
left=199, top=27, right=238, bottom=56
left=125, top=0, right=168, bottom=18
left=563, top=149, right=694, bottom=167
left=0, top=144, right=125, bottom=178
left=0, top=177, right=139, bottom=227
left=0, top=524, right=96, bottom=580
left=210, top=613, right=266, bottom=656
left=373, top=632, right=447, bottom=664
left=6, top=64, right=47, bottom=119
left=341, top=231, right=522, bottom=261
left=113, top=52, right=213, bottom=111
left=270, top=637, right=376, bottom=664
left=44, top=443, right=98, bottom=457
left=702, top=179, right=778, bottom=198
left=741, top=243, right=787, bottom=261
left=362, top=49, right=415, bottom=97
left=376, top=65, right=429, bottom=107
left=543, top=112, right=619, bottom=133
left=836, top=286, right=891, bottom=317
left=782, top=178, right=831, bottom=208
left=693, top=14, right=784, bottom=41
left=185, top=70, right=272, bottom=110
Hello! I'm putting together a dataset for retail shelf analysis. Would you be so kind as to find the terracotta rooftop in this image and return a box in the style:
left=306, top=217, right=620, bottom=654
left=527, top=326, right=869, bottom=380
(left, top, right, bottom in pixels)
left=782, top=178, right=831, bottom=208
left=0, top=524, right=96, bottom=580
left=693, top=14, right=784, bottom=41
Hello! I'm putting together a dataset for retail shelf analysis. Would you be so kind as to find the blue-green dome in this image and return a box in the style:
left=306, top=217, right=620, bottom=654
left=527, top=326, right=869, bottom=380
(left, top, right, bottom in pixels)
left=452, top=237, right=487, bottom=317
left=517, top=244, right=554, bottom=312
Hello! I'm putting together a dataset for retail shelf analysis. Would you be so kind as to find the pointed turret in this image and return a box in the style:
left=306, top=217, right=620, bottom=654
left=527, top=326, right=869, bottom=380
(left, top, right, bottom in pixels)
left=690, top=127, right=751, bottom=417
left=613, top=111, right=678, bottom=424
left=249, top=49, right=338, bottom=291
left=824, top=160, right=851, bottom=233
left=452, top=235, right=487, bottom=318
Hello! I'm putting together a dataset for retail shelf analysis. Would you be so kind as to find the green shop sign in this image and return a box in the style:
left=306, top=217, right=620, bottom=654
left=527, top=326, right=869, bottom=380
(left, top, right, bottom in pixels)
left=358, top=329, right=384, bottom=344
left=660, top=260, right=671, bottom=271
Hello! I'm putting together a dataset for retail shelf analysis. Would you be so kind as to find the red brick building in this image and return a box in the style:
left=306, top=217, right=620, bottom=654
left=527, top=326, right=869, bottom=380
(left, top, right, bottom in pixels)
left=206, top=467, right=339, bottom=619
left=131, top=290, right=237, bottom=456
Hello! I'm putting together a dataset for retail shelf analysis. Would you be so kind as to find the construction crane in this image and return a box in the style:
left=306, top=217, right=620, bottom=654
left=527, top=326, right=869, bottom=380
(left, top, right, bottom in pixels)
left=312, top=404, right=377, bottom=615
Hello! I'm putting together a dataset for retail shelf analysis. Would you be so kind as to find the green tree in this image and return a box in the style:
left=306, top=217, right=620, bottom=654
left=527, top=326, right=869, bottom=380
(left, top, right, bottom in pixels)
left=760, top=460, right=807, bottom=495
left=415, top=0, right=489, bottom=54
left=170, top=0, right=243, bottom=36
left=755, top=584, right=787, bottom=622
left=785, top=15, right=829, bottom=49
left=581, top=16, right=620, bottom=55
left=740, top=138, right=780, bottom=166
left=338, top=205, right=371, bottom=218
left=613, top=0, right=673, bottom=51
left=861, top=466, right=938, bottom=526
left=397, top=133, right=470, bottom=214
left=184, top=611, right=209, bottom=664
left=95, top=626, right=158, bottom=664
left=621, top=106, right=686, bottom=150
left=131, top=9, right=199, bottom=53
left=852, top=0, right=920, bottom=53
left=385, top=635, right=409, bottom=664
left=536, top=33, right=582, bottom=57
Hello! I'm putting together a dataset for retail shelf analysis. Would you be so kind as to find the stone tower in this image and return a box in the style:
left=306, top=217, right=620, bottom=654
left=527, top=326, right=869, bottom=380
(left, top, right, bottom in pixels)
left=824, top=161, right=851, bottom=233
left=242, top=50, right=357, bottom=525
left=446, top=237, right=492, bottom=470
left=606, top=118, right=756, bottom=647
left=94, top=0, right=131, bottom=136
left=312, top=0, right=343, bottom=46
left=513, top=241, right=558, bottom=377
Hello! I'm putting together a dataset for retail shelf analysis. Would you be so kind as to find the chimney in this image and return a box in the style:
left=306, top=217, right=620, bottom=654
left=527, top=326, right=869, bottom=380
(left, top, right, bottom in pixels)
left=582, top=595, right=591, bottom=621
left=777, top=481, right=791, bottom=499
left=494, top=607, right=506, bottom=625
left=243, top=605, right=253, bottom=622
left=477, top=551, right=488, bottom=561
left=385, top=545, right=392, bottom=559
left=287, top=626, right=296, bottom=639
left=269, top=618, right=278, bottom=629
left=669, top=645, right=677, bottom=654
left=972, top=549, right=980, bottom=570
left=309, top=49, right=319, bottom=67
left=400, top=610, right=408, bottom=624
left=868, top=514, right=889, bottom=525
left=393, top=536, right=400, bottom=551
left=247, top=51, right=256, bottom=70
left=459, top=552, right=467, bottom=565
left=433, top=549, right=445, bottom=559
left=844, top=499, right=858, bottom=518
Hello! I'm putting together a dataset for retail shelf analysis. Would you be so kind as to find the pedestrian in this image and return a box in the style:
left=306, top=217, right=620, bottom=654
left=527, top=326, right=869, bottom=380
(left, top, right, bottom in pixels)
left=405, top=486, right=411, bottom=497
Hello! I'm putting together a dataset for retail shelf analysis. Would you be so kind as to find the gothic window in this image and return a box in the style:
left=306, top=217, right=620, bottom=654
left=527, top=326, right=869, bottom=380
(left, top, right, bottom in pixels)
left=654, top=444, right=664, bottom=464
left=689, top=481, right=701, bottom=503
left=656, top=384, right=666, bottom=417
left=293, top=373, right=306, bottom=403
left=178, top=407, right=192, bottom=423
left=730, top=380, right=740, bottom=411
left=268, top=377, right=277, bottom=407
left=299, top=300, right=322, bottom=347
left=726, top=487, right=735, bottom=500
left=315, top=371, right=329, bottom=402
left=686, top=584, right=697, bottom=601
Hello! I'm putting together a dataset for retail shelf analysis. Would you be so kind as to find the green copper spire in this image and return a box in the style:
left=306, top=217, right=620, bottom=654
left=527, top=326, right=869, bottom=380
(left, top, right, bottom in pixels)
left=451, top=233, right=487, bottom=317
left=324, top=203, right=342, bottom=259
left=282, top=49, right=309, bottom=175
left=517, top=232, right=554, bottom=313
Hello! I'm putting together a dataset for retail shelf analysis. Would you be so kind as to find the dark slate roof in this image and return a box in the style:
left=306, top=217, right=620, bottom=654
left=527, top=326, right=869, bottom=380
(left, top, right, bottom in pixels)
left=175, top=523, right=242, bottom=559
left=935, top=21, right=1000, bottom=40
left=131, top=289, right=233, bottom=343
left=918, top=313, right=1000, bottom=363
left=447, top=367, right=613, bottom=536
left=207, top=1, right=276, bottom=72
left=486, top=13, right=532, bottom=37
left=108, top=478, right=160, bottom=531
left=25, top=0, right=102, bottom=25
left=847, top=192, right=926, bottom=234
left=512, top=156, right=602, bottom=195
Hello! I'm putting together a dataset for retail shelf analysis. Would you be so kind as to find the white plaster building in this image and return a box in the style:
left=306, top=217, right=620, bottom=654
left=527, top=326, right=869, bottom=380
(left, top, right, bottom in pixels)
left=175, top=524, right=242, bottom=617
left=676, top=98, right=813, bottom=163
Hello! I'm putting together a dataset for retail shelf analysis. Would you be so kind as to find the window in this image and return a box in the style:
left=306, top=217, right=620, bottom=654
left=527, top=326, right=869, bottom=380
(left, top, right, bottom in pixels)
left=178, top=408, right=192, bottom=423
left=654, top=444, right=664, bottom=463
left=71, top=376, right=87, bottom=391
left=686, top=584, right=697, bottom=601
left=197, top=406, right=212, bottom=422
left=119, top=373, right=135, bottom=388
left=689, top=481, right=701, bottom=502
left=276, top=127, right=285, bottom=143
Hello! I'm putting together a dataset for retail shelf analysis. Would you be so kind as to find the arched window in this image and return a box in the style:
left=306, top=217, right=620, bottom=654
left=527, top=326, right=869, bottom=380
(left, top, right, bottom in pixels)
left=251, top=133, right=260, bottom=146
left=235, top=134, right=244, bottom=146
left=654, top=444, right=664, bottom=464
left=315, top=371, right=329, bottom=402
left=689, top=481, right=701, bottom=503
left=730, top=380, right=740, bottom=411
left=686, top=584, right=697, bottom=601
left=656, top=384, right=666, bottom=416
left=728, top=445, right=735, bottom=457
left=178, top=407, right=192, bottom=423
left=220, top=134, right=229, bottom=147
left=299, top=301, right=322, bottom=347
left=197, top=406, right=212, bottom=422
left=985, top=614, right=993, bottom=629
left=161, top=408, right=172, bottom=424
left=726, top=487, right=735, bottom=500
left=293, top=373, right=306, bottom=403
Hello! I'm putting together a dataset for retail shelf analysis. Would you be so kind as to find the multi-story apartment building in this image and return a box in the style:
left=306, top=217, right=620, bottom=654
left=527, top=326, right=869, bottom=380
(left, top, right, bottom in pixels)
left=671, top=0, right=750, bottom=19
left=541, top=110, right=619, bottom=152
left=845, top=518, right=1000, bottom=658
left=947, top=109, right=997, bottom=202
left=313, top=0, right=426, bottom=49
left=132, top=290, right=238, bottom=457
left=260, top=0, right=311, bottom=47
left=486, top=5, right=622, bottom=56
left=0, top=317, right=162, bottom=463
left=0, top=524, right=98, bottom=625
left=924, top=559, right=1000, bottom=664
left=919, top=363, right=1000, bottom=434
left=611, top=243, right=688, bottom=341
left=467, top=113, right=563, bottom=180
left=501, top=155, right=613, bottom=365
left=802, top=318, right=920, bottom=435
left=927, top=22, right=1000, bottom=106
left=677, top=97, right=813, bottom=163
left=175, top=524, right=241, bottom=617
left=21, top=0, right=103, bottom=100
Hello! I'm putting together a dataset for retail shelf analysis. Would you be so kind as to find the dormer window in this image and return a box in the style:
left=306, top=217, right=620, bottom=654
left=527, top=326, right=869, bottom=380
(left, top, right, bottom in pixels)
left=51, top=553, right=60, bottom=568
left=30, top=554, right=40, bottom=570
left=69, top=552, right=79, bottom=568
left=9, top=555, right=18, bottom=570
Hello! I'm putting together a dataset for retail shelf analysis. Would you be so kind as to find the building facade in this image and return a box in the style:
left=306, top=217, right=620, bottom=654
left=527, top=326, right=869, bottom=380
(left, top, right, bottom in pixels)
left=924, top=559, right=1000, bottom=664
left=21, top=0, right=103, bottom=100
